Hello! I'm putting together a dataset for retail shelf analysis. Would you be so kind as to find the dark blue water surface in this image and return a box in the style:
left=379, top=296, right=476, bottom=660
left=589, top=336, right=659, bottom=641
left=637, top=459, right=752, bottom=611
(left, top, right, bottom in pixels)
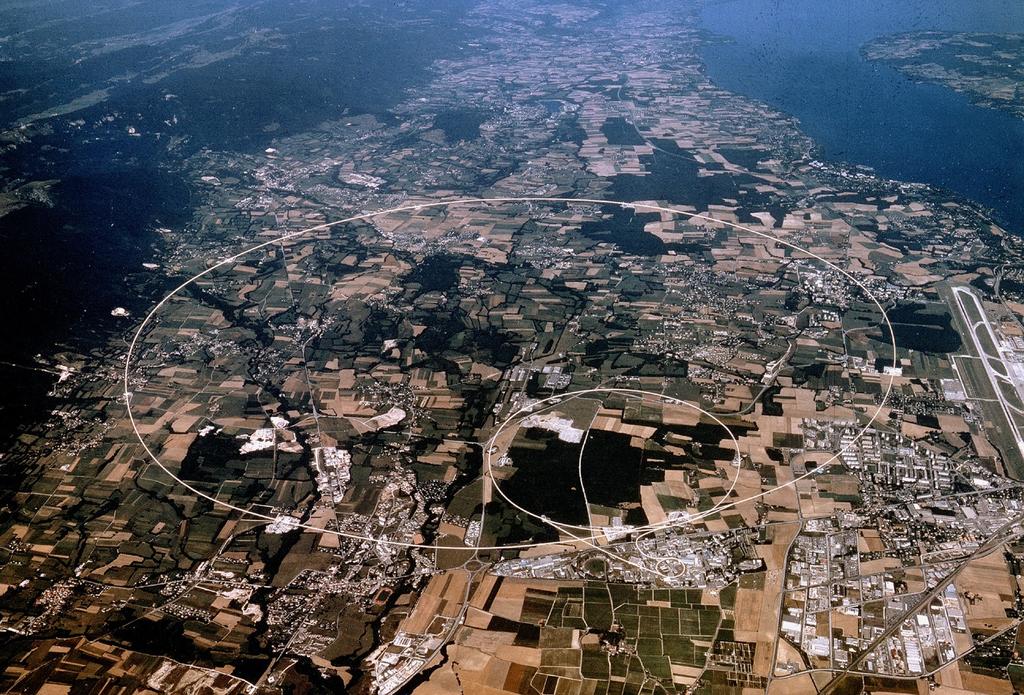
left=700, top=0, right=1024, bottom=234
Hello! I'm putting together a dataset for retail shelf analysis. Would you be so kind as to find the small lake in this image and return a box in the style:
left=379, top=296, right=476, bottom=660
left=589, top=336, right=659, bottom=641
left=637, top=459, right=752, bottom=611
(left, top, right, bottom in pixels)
left=699, top=0, right=1024, bottom=234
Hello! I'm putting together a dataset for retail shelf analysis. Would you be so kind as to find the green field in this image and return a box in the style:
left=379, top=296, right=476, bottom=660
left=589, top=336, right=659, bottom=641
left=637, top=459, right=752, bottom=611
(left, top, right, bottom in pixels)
left=532, top=582, right=722, bottom=693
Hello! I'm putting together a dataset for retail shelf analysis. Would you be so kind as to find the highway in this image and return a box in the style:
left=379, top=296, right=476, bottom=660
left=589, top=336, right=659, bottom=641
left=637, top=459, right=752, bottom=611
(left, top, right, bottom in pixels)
left=817, top=510, right=1024, bottom=695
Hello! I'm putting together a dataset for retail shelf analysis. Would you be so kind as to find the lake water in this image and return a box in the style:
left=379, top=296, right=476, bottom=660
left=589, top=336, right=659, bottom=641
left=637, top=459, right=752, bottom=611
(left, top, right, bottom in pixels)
left=699, top=0, right=1024, bottom=234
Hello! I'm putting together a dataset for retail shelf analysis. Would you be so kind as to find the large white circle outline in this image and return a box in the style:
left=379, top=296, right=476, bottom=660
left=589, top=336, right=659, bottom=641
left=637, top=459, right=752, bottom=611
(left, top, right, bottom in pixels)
left=123, top=196, right=898, bottom=552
